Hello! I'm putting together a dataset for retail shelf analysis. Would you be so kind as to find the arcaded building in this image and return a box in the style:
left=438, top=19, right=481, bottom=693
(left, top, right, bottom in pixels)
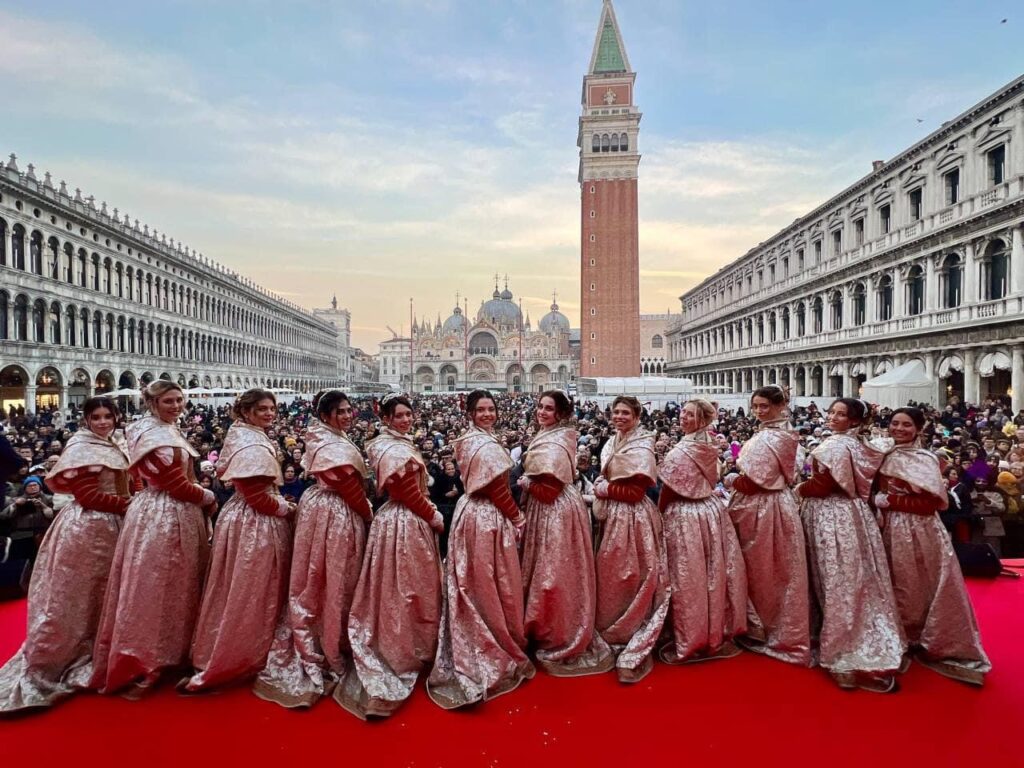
left=0, top=153, right=342, bottom=411
left=666, top=76, right=1024, bottom=411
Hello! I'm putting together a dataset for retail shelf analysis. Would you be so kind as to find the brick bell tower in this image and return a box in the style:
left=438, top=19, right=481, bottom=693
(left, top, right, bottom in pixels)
left=579, top=0, right=641, bottom=377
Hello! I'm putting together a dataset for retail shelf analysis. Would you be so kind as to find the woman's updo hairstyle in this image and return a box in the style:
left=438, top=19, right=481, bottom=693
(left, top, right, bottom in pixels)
left=142, top=380, right=183, bottom=410
left=611, top=395, right=642, bottom=417
left=466, top=389, right=496, bottom=414
left=684, top=398, right=716, bottom=430
left=379, top=392, right=412, bottom=419
left=81, top=395, right=121, bottom=427
left=829, top=397, right=871, bottom=429
left=751, top=384, right=789, bottom=406
left=891, top=406, right=926, bottom=432
left=539, top=389, right=573, bottom=421
left=313, top=389, right=350, bottom=420
left=232, top=387, right=276, bottom=421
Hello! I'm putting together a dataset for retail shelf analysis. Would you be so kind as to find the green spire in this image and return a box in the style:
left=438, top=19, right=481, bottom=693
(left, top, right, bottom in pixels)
left=593, top=16, right=626, bottom=73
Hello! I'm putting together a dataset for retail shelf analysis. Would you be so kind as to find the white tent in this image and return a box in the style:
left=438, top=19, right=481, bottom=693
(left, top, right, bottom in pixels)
left=861, top=359, right=937, bottom=408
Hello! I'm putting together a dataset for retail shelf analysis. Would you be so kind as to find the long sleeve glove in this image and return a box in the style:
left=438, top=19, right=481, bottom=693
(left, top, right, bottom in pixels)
left=526, top=475, right=563, bottom=505
left=732, top=474, right=765, bottom=496
left=320, top=467, right=373, bottom=521
left=477, top=475, right=523, bottom=522
left=234, top=476, right=291, bottom=517
left=796, top=468, right=839, bottom=499
left=605, top=476, right=649, bottom=504
left=139, top=455, right=211, bottom=506
left=66, top=471, right=130, bottom=515
left=389, top=471, right=443, bottom=531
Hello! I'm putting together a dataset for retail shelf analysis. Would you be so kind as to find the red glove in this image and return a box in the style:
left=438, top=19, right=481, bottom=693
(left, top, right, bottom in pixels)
left=796, top=469, right=838, bottom=499
left=320, top=467, right=373, bottom=520
left=605, top=477, right=649, bottom=504
left=478, top=475, right=522, bottom=521
left=140, top=457, right=206, bottom=505
left=658, top=484, right=681, bottom=513
left=528, top=475, right=563, bottom=505
left=886, top=492, right=941, bottom=516
left=732, top=475, right=764, bottom=496
left=66, top=472, right=130, bottom=516
left=388, top=470, right=438, bottom=525
left=234, top=476, right=288, bottom=517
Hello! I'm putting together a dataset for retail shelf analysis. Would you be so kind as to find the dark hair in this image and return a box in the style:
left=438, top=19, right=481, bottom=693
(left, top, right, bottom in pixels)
left=891, top=406, right=926, bottom=432
left=380, top=393, right=412, bottom=419
left=611, top=395, right=642, bottom=417
left=539, top=390, right=573, bottom=421
left=466, top=389, right=495, bottom=414
left=81, top=396, right=121, bottom=426
left=829, top=398, right=869, bottom=426
left=751, top=385, right=789, bottom=406
left=313, top=389, right=350, bottom=420
left=232, top=388, right=276, bottom=421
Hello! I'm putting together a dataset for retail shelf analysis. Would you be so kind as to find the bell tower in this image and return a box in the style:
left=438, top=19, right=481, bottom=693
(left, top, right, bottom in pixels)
left=579, top=0, right=641, bottom=377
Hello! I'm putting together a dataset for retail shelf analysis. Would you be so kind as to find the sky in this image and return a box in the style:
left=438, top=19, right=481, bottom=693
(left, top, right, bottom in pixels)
left=1, top=1, right=1019, bottom=350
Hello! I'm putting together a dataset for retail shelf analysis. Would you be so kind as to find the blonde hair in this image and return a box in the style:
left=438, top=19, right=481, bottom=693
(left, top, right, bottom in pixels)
left=684, top=398, right=716, bottom=430
left=142, top=380, right=183, bottom=409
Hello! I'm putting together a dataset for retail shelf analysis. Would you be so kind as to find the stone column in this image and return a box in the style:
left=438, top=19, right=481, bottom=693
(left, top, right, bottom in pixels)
left=865, top=277, right=876, bottom=323
left=925, top=254, right=937, bottom=312
left=60, top=385, right=69, bottom=409
left=842, top=360, right=856, bottom=397
left=892, top=267, right=904, bottom=318
left=25, top=384, right=37, bottom=414
left=773, top=366, right=782, bottom=385
left=964, top=241, right=977, bottom=303
left=1013, top=346, right=1024, bottom=414
left=1012, top=225, right=1024, bottom=296
left=963, top=348, right=978, bottom=405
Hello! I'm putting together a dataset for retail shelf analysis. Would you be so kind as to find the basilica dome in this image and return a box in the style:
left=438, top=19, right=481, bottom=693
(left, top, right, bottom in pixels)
left=477, top=286, right=522, bottom=328
left=441, top=305, right=468, bottom=336
left=539, top=299, right=570, bottom=335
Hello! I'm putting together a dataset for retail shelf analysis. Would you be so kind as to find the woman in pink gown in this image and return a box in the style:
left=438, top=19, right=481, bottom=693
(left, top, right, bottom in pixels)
left=593, top=396, right=669, bottom=683
left=725, top=385, right=810, bottom=666
left=0, top=397, right=130, bottom=713
left=658, top=399, right=747, bottom=664
left=797, top=398, right=904, bottom=692
left=90, top=381, right=215, bottom=696
left=519, top=390, right=612, bottom=676
left=254, top=390, right=372, bottom=708
left=428, top=390, right=535, bottom=708
left=183, top=388, right=294, bottom=692
left=874, top=407, right=990, bottom=685
left=335, top=394, right=443, bottom=719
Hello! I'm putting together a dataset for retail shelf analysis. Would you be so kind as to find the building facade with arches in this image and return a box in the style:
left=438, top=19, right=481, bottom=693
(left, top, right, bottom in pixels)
left=0, top=154, right=341, bottom=412
left=665, top=76, right=1024, bottom=410
left=379, top=283, right=575, bottom=394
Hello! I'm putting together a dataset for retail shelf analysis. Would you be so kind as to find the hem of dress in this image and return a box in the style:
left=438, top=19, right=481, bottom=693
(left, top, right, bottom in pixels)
left=426, top=663, right=535, bottom=710
left=535, top=652, right=615, bottom=678
left=251, top=677, right=323, bottom=709
left=658, top=640, right=742, bottom=666
left=332, top=677, right=407, bottom=720
left=615, top=653, right=654, bottom=684
left=735, top=637, right=811, bottom=667
left=915, top=654, right=988, bottom=686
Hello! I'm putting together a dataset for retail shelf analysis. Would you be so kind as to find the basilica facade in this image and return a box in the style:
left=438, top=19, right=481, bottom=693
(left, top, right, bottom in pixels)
left=379, top=282, right=574, bottom=394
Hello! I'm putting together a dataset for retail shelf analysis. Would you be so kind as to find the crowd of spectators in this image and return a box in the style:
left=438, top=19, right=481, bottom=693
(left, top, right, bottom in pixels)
left=2, top=389, right=1023, bottom=579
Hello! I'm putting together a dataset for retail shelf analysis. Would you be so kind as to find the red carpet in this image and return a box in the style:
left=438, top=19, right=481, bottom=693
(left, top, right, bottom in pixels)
left=2, top=575, right=1022, bottom=767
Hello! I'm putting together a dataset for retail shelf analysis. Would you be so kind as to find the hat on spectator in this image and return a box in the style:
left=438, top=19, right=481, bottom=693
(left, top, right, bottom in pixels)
left=23, top=475, right=42, bottom=490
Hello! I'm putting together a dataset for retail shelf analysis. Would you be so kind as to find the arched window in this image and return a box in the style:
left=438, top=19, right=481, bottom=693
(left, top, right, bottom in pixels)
left=651, top=334, right=663, bottom=349
left=907, top=265, right=925, bottom=315
left=91, top=253, right=100, bottom=290
left=49, top=301, right=61, bottom=344
left=592, top=134, right=600, bottom=152
left=983, top=240, right=1008, bottom=300
left=30, top=231, right=43, bottom=275
left=811, top=297, right=823, bottom=333
left=11, top=225, right=25, bottom=270
left=878, top=275, right=893, bottom=321
left=830, top=291, right=843, bottom=329
left=0, top=292, right=7, bottom=339
left=79, top=307, right=90, bottom=347
left=768, top=312, right=777, bottom=342
left=65, top=306, right=77, bottom=347
left=942, top=254, right=962, bottom=308
left=13, top=295, right=28, bottom=341
left=782, top=307, right=791, bottom=339
left=610, top=133, right=620, bottom=152
left=795, top=303, right=804, bottom=336
left=32, top=299, right=45, bottom=342
left=93, top=311, right=103, bottom=349
left=852, top=283, right=866, bottom=326
left=601, top=134, right=610, bottom=152
left=0, top=218, right=6, bottom=266
left=47, top=237, right=60, bottom=279
left=620, top=133, right=628, bottom=151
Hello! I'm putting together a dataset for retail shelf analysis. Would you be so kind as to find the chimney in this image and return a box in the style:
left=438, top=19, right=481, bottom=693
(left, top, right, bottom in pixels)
left=872, top=160, right=885, bottom=172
